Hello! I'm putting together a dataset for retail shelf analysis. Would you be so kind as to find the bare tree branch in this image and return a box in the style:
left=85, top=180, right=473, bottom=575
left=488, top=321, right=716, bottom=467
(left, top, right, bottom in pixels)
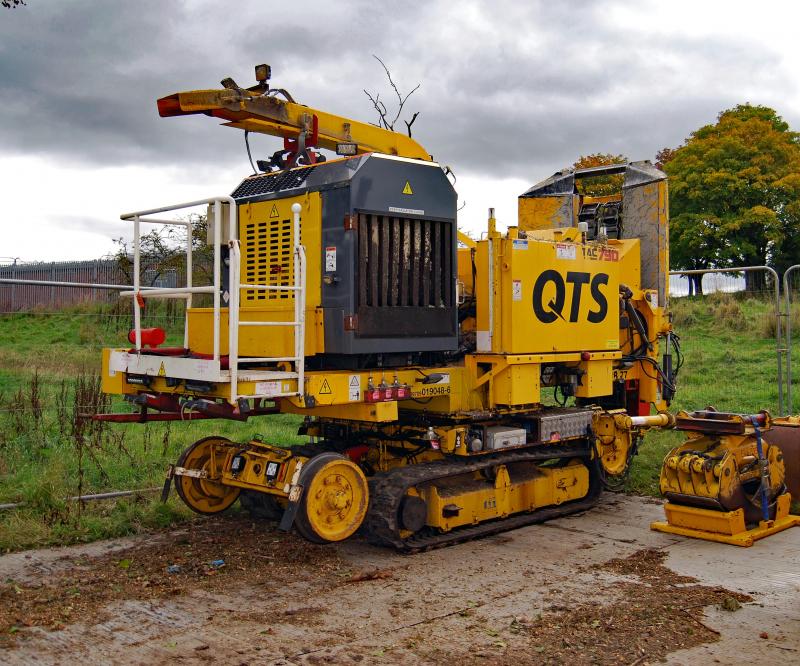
left=363, top=89, right=390, bottom=130
left=404, top=111, right=420, bottom=138
left=363, top=55, right=421, bottom=137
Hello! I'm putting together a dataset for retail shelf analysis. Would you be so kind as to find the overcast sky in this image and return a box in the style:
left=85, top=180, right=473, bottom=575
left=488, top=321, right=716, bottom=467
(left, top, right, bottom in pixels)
left=2, top=0, right=799, bottom=262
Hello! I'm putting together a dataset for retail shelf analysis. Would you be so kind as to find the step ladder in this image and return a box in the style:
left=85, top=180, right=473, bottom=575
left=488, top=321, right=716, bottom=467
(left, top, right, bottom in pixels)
left=228, top=202, right=306, bottom=403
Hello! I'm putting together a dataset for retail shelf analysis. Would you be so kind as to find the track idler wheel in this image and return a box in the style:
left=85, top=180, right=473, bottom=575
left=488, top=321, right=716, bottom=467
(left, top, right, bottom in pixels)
left=294, top=453, right=369, bottom=544
left=175, top=436, right=240, bottom=515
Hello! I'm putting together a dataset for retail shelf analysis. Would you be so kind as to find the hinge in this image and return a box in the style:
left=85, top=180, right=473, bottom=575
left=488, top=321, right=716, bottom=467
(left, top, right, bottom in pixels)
left=344, top=314, right=358, bottom=331
left=344, top=214, right=357, bottom=230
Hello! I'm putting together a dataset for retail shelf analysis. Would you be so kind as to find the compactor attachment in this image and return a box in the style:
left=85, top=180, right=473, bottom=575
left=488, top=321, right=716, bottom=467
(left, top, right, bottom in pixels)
left=651, top=410, right=800, bottom=546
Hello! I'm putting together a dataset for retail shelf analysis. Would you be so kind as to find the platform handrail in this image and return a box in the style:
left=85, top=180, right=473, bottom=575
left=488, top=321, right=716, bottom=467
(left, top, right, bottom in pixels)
left=121, top=196, right=236, bottom=361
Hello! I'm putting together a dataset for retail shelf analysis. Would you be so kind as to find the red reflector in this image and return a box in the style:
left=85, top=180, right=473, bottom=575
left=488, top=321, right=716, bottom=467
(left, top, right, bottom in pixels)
left=128, top=327, right=166, bottom=348
left=581, top=351, right=591, bottom=361
left=365, top=388, right=383, bottom=403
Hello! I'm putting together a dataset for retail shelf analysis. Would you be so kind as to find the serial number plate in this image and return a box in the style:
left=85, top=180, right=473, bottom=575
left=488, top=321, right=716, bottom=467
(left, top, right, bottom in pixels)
left=411, top=385, right=451, bottom=398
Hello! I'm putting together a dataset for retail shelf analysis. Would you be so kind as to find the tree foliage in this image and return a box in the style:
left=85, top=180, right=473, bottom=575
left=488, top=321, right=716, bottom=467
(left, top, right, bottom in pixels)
left=572, top=153, right=627, bottom=197
left=663, top=104, right=800, bottom=291
left=1, top=1, right=26, bottom=8
left=112, top=215, right=213, bottom=288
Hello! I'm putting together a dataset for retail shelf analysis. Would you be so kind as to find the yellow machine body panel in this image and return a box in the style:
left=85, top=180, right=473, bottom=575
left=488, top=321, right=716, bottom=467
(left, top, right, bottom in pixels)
left=238, top=194, right=322, bottom=310
left=187, top=193, right=323, bottom=358
left=420, top=460, right=589, bottom=532
left=476, top=233, right=620, bottom=355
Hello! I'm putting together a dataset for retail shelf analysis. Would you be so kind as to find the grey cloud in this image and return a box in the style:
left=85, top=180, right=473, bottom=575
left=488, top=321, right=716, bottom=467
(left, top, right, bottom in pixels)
left=0, top=0, right=797, bottom=187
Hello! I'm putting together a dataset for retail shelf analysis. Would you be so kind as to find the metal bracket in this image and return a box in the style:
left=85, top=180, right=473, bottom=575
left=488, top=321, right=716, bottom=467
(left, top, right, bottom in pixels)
left=172, top=466, right=208, bottom=479
left=278, top=484, right=305, bottom=531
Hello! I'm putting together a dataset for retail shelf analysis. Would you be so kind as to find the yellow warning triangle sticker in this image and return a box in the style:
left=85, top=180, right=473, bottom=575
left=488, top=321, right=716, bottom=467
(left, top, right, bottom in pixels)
left=158, top=362, right=166, bottom=377
left=270, top=204, right=279, bottom=217
left=402, top=181, right=413, bottom=195
left=319, top=378, right=332, bottom=394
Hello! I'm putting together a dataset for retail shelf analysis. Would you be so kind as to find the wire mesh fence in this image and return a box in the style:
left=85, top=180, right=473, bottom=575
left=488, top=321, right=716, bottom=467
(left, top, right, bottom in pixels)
left=669, top=268, right=783, bottom=416
left=0, top=259, right=183, bottom=311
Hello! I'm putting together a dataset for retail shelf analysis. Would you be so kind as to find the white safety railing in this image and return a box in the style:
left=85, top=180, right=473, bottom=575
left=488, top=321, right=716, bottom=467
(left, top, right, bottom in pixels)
left=120, top=197, right=306, bottom=405
left=120, top=196, right=231, bottom=360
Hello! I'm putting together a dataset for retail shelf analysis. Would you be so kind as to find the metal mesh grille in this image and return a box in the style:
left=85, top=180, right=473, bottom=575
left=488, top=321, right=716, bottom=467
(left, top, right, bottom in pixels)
left=243, top=218, right=298, bottom=301
left=232, top=167, right=316, bottom=199
left=357, top=214, right=452, bottom=308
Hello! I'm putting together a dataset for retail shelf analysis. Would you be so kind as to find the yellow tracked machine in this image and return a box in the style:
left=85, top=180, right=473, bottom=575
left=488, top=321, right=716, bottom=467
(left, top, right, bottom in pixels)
left=98, top=64, right=680, bottom=550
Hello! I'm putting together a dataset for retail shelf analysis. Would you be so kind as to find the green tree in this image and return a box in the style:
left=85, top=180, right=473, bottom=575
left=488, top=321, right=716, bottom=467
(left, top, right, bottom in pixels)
left=572, top=153, right=627, bottom=197
left=663, top=104, right=800, bottom=292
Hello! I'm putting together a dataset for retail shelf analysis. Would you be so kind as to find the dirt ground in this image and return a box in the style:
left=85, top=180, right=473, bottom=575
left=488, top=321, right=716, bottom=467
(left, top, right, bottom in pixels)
left=0, top=495, right=798, bottom=665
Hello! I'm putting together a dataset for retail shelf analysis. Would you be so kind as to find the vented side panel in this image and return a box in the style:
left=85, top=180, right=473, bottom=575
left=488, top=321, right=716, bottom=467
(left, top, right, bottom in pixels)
left=243, top=217, right=298, bottom=302
left=232, top=166, right=316, bottom=199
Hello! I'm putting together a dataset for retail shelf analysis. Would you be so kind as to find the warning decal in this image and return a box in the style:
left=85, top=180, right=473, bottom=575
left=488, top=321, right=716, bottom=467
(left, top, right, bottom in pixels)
left=512, top=279, right=522, bottom=301
left=325, top=246, right=337, bottom=272
left=158, top=362, right=166, bottom=377
left=270, top=204, right=279, bottom=218
left=319, top=378, right=332, bottom=395
left=255, top=380, right=282, bottom=397
left=348, top=374, right=361, bottom=402
left=402, top=181, right=413, bottom=195
left=556, top=243, right=576, bottom=260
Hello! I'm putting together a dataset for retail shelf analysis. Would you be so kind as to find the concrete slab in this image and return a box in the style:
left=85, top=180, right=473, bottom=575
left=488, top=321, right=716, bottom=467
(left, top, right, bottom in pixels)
left=1, top=494, right=797, bottom=664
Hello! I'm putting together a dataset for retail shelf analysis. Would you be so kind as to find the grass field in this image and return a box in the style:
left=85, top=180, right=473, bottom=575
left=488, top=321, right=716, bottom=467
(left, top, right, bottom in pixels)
left=0, top=293, right=789, bottom=551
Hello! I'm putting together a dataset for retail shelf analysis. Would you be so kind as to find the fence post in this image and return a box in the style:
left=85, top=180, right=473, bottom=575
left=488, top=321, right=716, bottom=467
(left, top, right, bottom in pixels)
left=784, top=265, right=800, bottom=415
left=767, top=266, right=784, bottom=416
left=10, top=260, right=16, bottom=311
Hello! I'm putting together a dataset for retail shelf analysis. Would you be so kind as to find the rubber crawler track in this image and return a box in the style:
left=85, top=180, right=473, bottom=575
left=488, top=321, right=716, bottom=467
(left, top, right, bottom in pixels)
left=364, top=441, right=603, bottom=552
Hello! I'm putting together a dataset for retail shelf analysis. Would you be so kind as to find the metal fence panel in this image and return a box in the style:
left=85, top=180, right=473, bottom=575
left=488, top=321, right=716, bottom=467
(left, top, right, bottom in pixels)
left=669, top=267, right=783, bottom=416
left=0, top=260, right=181, bottom=311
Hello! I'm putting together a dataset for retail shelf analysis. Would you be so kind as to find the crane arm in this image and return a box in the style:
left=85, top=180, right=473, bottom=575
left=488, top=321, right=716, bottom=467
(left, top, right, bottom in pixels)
left=157, top=86, right=431, bottom=162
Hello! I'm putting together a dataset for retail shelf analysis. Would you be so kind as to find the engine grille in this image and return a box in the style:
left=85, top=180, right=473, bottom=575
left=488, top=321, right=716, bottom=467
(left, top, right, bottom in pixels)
left=232, top=166, right=316, bottom=199
left=356, top=213, right=455, bottom=337
left=358, top=214, right=452, bottom=308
